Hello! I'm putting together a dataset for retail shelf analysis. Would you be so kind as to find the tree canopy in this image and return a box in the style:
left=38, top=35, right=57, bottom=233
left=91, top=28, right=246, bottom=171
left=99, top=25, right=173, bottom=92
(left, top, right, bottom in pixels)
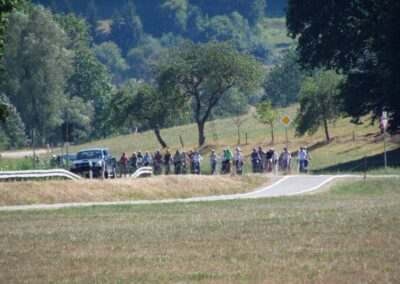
left=0, top=5, right=72, bottom=143
left=295, top=70, right=344, bottom=141
left=262, top=49, right=306, bottom=107
left=156, top=41, right=263, bottom=146
left=287, top=0, right=400, bottom=133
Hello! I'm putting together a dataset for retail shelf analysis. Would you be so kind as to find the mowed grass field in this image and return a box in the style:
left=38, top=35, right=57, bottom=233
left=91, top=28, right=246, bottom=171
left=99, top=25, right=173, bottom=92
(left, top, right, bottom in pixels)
left=0, top=178, right=399, bottom=283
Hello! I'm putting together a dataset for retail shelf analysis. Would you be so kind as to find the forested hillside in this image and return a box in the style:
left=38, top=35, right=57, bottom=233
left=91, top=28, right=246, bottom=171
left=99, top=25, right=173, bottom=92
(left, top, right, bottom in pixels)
left=0, top=0, right=292, bottom=150
left=32, top=0, right=289, bottom=60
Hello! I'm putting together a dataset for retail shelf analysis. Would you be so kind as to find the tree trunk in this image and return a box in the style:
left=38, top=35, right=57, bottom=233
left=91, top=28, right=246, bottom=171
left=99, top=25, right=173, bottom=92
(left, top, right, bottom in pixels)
left=197, top=121, right=206, bottom=147
left=323, top=117, right=330, bottom=141
left=154, top=125, right=167, bottom=148
left=270, top=123, right=275, bottom=145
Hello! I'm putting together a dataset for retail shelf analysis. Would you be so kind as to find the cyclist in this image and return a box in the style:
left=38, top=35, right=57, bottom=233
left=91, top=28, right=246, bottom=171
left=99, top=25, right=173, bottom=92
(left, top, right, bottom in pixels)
left=209, top=150, right=218, bottom=174
left=181, top=151, right=189, bottom=174
left=153, top=150, right=162, bottom=175
left=193, top=151, right=203, bottom=174
left=130, top=152, right=138, bottom=174
left=251, top=148, right=260, bottom=173
left=119, top=152, right=129, bottom=177
left=189, top=150, right=195, bottom=174
left=279, top=148, right=292, bottom=174
left=173, top=150, right=182, bottom=174
left=224, top=147, right=232, bottom=174
left=220, top=149, right=226, bottom=174
left=137, top=151, right=144, bottom=168
left=234, top=147, right=245, bottom=175
left=258, top=146, right=266, bottom=173
left=164, top=149, right=172, bottom=175
left=143, top=151, right=152, bottom=167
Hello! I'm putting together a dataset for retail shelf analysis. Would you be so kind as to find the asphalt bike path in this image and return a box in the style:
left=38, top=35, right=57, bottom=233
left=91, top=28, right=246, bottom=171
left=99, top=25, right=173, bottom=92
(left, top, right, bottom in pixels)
left=0, top=175, right=397, bottom=212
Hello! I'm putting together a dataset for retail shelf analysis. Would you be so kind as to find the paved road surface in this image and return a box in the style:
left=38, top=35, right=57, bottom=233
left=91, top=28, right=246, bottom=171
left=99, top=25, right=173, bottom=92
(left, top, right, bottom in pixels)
left=0, top=175, right=347, bottom=212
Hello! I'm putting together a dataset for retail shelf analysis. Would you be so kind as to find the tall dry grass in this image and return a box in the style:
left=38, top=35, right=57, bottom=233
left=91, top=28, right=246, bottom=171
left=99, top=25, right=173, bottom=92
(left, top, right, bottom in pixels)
left=0, top=175, right=267, bottom=206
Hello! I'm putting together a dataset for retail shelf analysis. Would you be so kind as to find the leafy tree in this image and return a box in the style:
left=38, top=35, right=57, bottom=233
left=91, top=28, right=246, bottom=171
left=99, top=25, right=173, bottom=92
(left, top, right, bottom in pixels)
left=111, top=83, right=187, bottom=148
left=67, top=47, right=112, bottom=139
left=295, top=70, right=344, bottom=141
left=0, top=5, right=72, bottom=144
left=109, top=1, right=143, bottom=56
left=126, top=35, right=165, bottom=82
left=1, top=0, right=23, bottom=64
left=91, top=41, right=128, bottom=85
left=0, top=102, right=7, bottom=122
left=262, top=49, right=306, bottom=107
left=54, top=12, right=91, bottom=49
left=0, top=0, right=24, bottom=120
left=205, top=12, right=251, bottom=50
left=156, top=41, right=263, bottom=146
left=0, top=93, right=27, bottom=149
left=63, top=96, right=94, bottom=143
left=85, top=0, right=98, bottom=35
left=287, top=0, right=400, bottom=133
left=159, top=0, right=189, bottom=34
left=255, top=99, right=279, bottom=144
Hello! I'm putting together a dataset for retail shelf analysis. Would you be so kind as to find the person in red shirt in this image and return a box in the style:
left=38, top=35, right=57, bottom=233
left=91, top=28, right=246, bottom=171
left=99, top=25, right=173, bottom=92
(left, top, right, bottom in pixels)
left=119, top=152, right=129, bottom=177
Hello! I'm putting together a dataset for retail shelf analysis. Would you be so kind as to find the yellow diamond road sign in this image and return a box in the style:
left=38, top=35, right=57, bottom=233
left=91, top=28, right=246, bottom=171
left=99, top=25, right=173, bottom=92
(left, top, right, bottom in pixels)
left=280, top=113, right=293, bottom=127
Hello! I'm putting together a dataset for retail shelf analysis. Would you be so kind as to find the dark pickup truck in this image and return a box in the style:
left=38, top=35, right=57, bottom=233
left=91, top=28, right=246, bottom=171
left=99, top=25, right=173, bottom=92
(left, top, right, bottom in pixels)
left=70, top=147, right=116, bottom=178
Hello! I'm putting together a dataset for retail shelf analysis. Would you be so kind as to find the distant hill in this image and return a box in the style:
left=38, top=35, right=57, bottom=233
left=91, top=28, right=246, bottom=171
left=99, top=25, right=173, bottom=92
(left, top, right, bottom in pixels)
left=33, top=1, right=287, bottom=20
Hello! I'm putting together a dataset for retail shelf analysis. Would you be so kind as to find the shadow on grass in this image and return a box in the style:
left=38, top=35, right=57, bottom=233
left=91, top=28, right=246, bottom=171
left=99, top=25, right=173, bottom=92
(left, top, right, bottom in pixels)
left=312, top=147, right=400, bottom=174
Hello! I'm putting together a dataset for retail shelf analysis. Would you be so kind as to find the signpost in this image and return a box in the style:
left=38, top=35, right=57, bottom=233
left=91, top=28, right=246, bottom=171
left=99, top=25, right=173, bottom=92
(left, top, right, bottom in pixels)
left=381, top=112, right=388, bottom=174
left=280, top=113, right=293, bottom=150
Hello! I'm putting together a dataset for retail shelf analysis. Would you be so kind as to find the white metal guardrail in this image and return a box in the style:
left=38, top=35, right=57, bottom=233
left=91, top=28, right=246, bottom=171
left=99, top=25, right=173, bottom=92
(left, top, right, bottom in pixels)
left=0, top=169, right=82, bottom=181
left=130, top=167, right=153, bottom=178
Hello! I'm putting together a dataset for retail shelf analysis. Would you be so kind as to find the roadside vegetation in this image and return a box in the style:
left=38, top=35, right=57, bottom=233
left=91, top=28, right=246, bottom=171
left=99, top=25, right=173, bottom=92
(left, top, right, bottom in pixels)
left=0, top=178, right=399, bottom=282
left=0, top=175, right=268, bottom=206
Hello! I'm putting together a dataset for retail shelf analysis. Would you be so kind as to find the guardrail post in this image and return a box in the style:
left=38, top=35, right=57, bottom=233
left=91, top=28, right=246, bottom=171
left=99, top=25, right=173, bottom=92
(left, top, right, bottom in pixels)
left=363, top=156, right=367, bottom=180
left=89, top=161, right=93, bottom=179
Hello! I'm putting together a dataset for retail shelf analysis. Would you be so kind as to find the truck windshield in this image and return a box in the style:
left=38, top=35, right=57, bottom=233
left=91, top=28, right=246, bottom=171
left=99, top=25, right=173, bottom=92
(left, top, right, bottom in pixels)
left=76, top=150, right=102, bottom=160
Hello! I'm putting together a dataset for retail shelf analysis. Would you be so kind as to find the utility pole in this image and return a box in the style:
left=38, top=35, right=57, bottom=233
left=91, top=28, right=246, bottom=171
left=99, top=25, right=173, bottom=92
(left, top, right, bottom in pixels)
left=32, top=129, right=36, bottom=169
left=381, top=111, right=388, bottom=175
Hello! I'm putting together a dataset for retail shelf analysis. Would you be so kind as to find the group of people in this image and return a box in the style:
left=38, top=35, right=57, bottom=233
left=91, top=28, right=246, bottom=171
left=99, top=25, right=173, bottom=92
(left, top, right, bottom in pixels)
left=251, top=146, right=311, bottom=174
left=118, top=145, right=311, bottom=177
left=210, top=147, right=245, bottom=175
left=119, top=149, right=204, bottom=177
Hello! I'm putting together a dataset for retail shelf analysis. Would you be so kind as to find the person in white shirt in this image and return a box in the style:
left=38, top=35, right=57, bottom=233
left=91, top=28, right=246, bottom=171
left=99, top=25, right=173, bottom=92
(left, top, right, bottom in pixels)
left=279, top=148, right=291, bottom=174
left=297, top=146, right=306, bottom=173
left=193, top=151, right=203, bottom=174
left=234, top=147, right=245, bottom=175
left=209, top=150, right=218, bottom=174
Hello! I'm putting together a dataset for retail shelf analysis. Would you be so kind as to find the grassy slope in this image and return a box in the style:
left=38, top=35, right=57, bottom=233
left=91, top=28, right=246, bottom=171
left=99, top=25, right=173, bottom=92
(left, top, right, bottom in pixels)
left=48, top=104, right=399, bottom=174
left=0, top=178, right=399, bottom=282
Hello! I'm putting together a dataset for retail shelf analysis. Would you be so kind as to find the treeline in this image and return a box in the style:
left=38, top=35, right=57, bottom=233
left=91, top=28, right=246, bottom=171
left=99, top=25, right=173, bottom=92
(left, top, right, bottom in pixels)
left=32, top=0, right=287, bottom=61
left=0, top=2, right=273, bottom=150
